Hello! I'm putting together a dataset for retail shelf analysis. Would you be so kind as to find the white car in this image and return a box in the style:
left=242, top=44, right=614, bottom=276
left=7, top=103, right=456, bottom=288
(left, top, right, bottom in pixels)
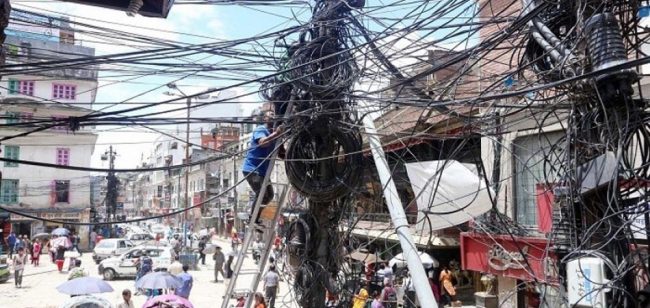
left=125, top=233, right=155, bottom=245
left=98, top=246, right=173, bottom=280
left=92, top=238, right=135, bottom=264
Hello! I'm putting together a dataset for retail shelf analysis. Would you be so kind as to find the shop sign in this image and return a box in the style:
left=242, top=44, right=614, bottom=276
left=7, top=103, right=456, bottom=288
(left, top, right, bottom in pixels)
left=40, top=212, right=80, bottom=220
left=461, top=232, right=558, bottom=283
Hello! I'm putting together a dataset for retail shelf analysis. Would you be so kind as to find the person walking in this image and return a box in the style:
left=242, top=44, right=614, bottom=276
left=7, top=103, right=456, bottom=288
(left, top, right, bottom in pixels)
left=71, top=232, right=81, bottom=256
left=213, top=246, right=225, bottom=282
left=116, top=289, right=135, bottom=308
left=352, top=282, right=370, bottom=308
left=241, top=109, right=284, bottom=226
left=12, top=247, right=27, bottom=288
left=402, top=271, right=418, bottom=308
left=175, top=265, right=193, bottom=299
left=231, top=229, right=240, bottom=252
left=6, top=232, right=16, bottom=259
left=263, top=265, right=280, bottom=308
left=225, top=254, right=234, bottom=279
left=254, top=292, right=267, bottom=308
left=198, top=237, right=207, bottom=266
left=55, top=245, right=66, bottom=272
left=13, top=235, right=23, bottom=254
left=31, top=240, right=41, bottom=266
left=380, top=281, right=397, bottom=308
left=439, top=266, right=457, bottom=306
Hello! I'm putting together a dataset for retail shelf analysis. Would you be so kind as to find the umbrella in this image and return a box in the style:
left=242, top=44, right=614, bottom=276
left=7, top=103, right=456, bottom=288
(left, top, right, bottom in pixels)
left=32, top=232, right=51, bottom=240
left=389, top=251, right=439, bottom=269
left=143, top=294, right=194, bottom=308
left=58, top=295, right=112, bottom=308
left=56, top=276, right=113, bottom=296
left=52, top=227, right=70, bottom=236
left=136, top=271, right=182, bottom=290
left=50, top=236, right=72, bottom=248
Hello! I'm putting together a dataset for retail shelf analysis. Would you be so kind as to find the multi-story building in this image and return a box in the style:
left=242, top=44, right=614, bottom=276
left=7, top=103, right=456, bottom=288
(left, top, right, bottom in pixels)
left=0, top=11, right=98, bottom=249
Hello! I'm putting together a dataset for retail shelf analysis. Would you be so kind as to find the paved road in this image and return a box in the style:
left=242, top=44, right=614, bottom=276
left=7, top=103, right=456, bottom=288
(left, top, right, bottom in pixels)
left=0, top=237, right=298, bottom=308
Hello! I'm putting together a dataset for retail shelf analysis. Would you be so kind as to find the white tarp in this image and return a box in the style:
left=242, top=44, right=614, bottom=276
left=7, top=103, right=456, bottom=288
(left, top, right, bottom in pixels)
left=405, top=160, right=492, bottom=232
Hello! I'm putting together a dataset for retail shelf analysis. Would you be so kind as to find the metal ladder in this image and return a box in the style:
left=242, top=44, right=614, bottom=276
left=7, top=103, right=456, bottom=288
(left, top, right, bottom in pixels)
left=221, top=134, right=290, bottom=308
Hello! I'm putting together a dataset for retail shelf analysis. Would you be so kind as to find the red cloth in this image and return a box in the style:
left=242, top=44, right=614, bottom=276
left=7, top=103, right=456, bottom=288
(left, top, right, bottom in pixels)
left=55, top=259, right=64, bottom=271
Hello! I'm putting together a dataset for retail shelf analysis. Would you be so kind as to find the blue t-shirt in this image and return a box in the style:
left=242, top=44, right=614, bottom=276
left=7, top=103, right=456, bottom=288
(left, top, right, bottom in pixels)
left=175, top=272, right=193, bottom=299
left=242, top=125, right=274, bottom=176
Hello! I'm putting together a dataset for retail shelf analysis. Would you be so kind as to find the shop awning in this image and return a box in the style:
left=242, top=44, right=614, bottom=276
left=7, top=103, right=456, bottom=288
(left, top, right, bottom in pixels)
left=343, top=220, right=460, bottom=248
left=346, top=250, right=384, bottom=264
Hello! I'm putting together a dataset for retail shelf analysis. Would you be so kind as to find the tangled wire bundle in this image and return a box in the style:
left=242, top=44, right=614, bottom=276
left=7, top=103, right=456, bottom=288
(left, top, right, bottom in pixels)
left=285, top=118, right=363, bottom=202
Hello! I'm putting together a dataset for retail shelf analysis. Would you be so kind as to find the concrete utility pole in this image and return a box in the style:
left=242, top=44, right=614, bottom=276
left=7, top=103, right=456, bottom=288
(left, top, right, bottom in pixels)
left=102, top=146, right=118, bottom=226
left=362, top=116, right=437, bottom=308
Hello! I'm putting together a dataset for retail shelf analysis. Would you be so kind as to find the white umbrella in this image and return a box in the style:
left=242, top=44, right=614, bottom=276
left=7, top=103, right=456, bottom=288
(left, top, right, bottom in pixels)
left=389, top=251, right=439, bottom=269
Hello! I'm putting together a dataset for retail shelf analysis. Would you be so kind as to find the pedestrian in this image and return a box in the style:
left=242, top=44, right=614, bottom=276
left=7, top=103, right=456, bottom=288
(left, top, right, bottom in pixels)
left=55, top=245, right=66, bottom=272
left=72, top=232, right=81, bottom=256
left=376, top=264, right=386, bottom=285
left=90, top=229, right=97, bottom=250
left=352, top=281, right=370, bottom=308
left=439, top=266, right=456, bottom=306
left=168, top=256, right=183, bottom=276
left=198, top=237, right=207, bottom=265
left=382, top=263, right=394, bottom=285
left=241, top=109, right=284, bottom=226
left=13, top=235, right=23, bottom=253
left=116, top=289, right=135, bottom=308
left=231, top=228, right=240, bottom=252
left=263, top=265, right=279, bottom=308
left=371, top=291, right=384, bottom=308
left=213, top=246, right=225, bottom=282
left=12, top=247, right=27, bottom=288
left=6, top=232, right=16, bottom=259
left=175, top=265, right=193, bottom=299
left=402, top=271, right=417, bottom=308
left=23, top=235, right=32, bottom=256
left=380, top=281, right=397, bottom=308
left=225, top=254, right=234, bottom=279
left=254, top=292, right=267, bottom=308
left=31, top=240, right=41, bottom=266
left=252, top=239, right=263, bottom=264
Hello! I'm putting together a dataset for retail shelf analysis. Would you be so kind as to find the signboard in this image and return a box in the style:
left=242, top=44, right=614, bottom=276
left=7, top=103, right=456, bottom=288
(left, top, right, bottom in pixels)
left=461, top=232, right=558, bottom=283
left=7, top=11, right=60, bottom=42
left=10, top=212, right=80, bottom=221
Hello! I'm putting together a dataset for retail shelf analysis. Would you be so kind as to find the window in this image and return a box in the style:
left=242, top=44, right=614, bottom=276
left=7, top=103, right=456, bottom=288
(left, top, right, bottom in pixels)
left=0, top=179, right=19, bottom=204
left=56, top=148, right=70, bottom=166
left=4, top=145, right=19, bottom=167
left=18, top=81, right=34, bottom=96
left=513, top=132, right=563, bottom=227
left=52, top=84, right=77, bottom=100
left=54, top=180, right=70, bottom=203
left=5, top=112, right=19, bottom=124
left=8, top=79, right=18, bottom=94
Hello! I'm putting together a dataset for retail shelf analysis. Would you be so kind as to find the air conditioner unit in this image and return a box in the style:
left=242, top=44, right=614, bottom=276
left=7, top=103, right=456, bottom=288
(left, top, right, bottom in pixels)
left=567, top=257, right=609, bottom=307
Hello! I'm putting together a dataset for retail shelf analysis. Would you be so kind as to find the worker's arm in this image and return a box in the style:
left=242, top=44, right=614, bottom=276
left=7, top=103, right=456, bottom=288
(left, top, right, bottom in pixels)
left=258, top=125, right=284, bottom=148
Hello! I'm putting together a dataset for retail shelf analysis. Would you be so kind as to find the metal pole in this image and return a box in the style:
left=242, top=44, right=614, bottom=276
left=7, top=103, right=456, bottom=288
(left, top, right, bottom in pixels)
left=233, top=149, right=238, bottom=231
left=362, top=116, right=437, bottom=308
left=184, top=97, right=191, bottom=250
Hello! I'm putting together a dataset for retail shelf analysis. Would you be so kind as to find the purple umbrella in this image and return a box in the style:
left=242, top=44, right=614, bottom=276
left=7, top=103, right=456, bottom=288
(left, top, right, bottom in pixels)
left=143, top=294, right=194, bottom=308
left=56, top=276, right=113, bottom=295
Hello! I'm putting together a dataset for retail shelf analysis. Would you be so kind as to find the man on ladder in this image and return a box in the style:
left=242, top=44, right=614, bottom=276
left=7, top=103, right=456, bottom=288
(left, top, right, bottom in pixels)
left=241, top=108, right=284, bottom=228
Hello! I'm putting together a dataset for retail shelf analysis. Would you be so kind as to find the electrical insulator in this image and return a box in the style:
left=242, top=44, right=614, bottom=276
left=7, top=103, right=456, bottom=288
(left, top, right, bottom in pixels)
left=584, top=12, right=638, bottom=105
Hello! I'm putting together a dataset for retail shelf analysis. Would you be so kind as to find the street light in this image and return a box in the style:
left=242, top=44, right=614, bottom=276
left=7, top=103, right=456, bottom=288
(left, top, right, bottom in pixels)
left=163, top=85, right=219, bottom=251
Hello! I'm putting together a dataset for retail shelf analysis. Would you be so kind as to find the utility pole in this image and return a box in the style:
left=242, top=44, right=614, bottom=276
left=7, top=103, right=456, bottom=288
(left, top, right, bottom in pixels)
left=102, top=146, right=118, bottom=231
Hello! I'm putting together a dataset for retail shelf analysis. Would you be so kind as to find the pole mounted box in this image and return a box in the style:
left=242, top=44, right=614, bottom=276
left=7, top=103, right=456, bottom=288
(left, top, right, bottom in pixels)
left=58, top=0, right=174, bottom=18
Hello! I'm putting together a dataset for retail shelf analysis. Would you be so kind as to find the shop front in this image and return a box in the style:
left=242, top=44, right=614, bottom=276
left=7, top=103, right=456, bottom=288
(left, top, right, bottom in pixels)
left=460, top=232, right=560, bottom=308
left=9, top=208, right=91, bottom=250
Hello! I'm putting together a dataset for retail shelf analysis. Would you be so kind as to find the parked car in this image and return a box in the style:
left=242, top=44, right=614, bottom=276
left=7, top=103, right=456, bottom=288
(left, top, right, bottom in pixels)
left=92, top=238, right=135, bottom=264
left=0, top=264, right=9, bottom=283
left=125, top=233, right=155, bottom=246
left=98, top=246, right=174, bottom=280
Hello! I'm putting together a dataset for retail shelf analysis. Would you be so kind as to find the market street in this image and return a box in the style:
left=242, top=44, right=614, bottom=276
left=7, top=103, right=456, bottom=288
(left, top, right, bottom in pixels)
left=0, top=237, right=297, bottom=308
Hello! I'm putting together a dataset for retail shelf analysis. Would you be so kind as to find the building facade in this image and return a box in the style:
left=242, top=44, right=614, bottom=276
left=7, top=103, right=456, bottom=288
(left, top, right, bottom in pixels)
left=0, top=11, right=98, bottom=250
